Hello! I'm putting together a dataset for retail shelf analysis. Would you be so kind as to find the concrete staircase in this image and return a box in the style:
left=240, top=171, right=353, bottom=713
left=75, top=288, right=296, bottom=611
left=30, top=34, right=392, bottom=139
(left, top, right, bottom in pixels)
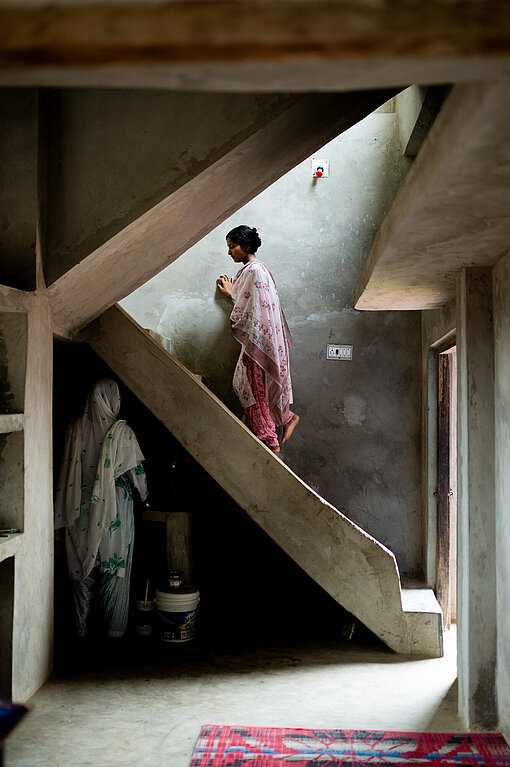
left=80, top=305, right=443, bottom=657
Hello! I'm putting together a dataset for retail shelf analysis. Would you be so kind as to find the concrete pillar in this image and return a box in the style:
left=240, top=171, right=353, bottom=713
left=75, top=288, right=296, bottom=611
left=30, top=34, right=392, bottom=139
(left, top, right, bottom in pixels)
left=493, top=252, right=510, bottom=741
left=456, top=267, right=497, bottom=728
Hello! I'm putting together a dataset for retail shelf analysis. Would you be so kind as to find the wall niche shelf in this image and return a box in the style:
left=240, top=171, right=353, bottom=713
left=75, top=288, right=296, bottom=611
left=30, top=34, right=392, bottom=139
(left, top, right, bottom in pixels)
left=0, top=414, right=24, bottom=433
left=0, top=308, right=27, bottom=537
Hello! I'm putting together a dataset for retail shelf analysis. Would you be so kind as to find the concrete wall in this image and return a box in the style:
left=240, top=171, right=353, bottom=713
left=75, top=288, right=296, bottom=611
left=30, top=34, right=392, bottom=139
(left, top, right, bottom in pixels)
left=493, top=252, right=510, bottom=741
left=122, top=107, right=425, bottom=576
left=44, top=90, right=297, bottom=284
left=0, top=89, right=38, bottom=291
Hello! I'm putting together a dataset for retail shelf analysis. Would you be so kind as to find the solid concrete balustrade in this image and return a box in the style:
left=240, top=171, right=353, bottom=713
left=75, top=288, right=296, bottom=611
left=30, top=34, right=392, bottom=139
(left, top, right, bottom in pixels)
left=80, top=305, right=443, bottom=656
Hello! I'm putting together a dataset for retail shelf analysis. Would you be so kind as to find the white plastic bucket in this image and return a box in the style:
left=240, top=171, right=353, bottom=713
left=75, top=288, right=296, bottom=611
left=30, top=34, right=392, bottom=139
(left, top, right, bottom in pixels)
left=154, top=587, right=200, bottom=643
left=135, top=599, right=154, bottom=636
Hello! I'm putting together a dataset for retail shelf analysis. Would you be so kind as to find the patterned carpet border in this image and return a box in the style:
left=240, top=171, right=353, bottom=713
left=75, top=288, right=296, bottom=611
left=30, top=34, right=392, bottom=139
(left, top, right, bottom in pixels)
left=190, top=724, right=510, bottom=767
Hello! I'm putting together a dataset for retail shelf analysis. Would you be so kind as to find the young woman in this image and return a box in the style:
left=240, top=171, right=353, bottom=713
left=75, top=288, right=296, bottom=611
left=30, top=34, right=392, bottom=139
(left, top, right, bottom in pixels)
left=217, top=225, right=299, bottom=453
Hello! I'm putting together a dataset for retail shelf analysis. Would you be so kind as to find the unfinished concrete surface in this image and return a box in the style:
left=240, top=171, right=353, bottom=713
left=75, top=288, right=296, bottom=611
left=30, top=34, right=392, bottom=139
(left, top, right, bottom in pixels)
left=355, top=80, right=510, bottom=310
left=493, top=253, right=510, bottom=737
left=0, top=286, right=53, bottom=702
left=80, top=305, right=442, bottom=657
left=122, top=106, right=423, bottom=576
left=0, top=0, right=509, bottom=89
left=47, top=89, right=397, bottom=336
left=43, top=90, right=298, bottom=285
left=5, top=631, right=461, bottom=767
left=0, top=0, right=509, bottom=739
left=456, top=268, right=497, bottom=728
left=0, top=89, right=38, bottom=291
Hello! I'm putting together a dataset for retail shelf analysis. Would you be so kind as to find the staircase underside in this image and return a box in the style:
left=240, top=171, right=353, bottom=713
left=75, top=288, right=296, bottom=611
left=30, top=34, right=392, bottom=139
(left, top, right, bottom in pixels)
left=355, top=80, right=510, bottom=310
left=80, top=305, right=443, bottom=657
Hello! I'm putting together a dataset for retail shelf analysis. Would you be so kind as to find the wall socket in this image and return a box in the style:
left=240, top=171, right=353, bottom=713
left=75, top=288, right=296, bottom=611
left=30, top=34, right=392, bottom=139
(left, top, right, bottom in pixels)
left=327, top=344, right=353, bottom=360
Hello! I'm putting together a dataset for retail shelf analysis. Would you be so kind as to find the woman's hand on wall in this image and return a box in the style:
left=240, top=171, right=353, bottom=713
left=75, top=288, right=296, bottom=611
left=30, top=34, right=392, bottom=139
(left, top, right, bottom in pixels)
left=217, top=274, right=233, bottom=298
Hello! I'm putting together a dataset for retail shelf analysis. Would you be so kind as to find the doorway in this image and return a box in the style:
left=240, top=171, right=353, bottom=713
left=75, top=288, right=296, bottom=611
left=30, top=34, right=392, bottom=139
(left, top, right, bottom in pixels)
left=435, top=345, right=457, bottom=629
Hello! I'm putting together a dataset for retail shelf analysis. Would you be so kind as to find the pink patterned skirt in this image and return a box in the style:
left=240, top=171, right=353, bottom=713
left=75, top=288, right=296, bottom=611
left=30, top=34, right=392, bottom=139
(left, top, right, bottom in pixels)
left=244, top=358, right=293, bottom=449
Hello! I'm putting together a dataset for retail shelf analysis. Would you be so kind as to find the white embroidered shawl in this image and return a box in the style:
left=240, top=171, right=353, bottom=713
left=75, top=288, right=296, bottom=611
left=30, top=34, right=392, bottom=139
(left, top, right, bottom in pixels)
left=55, top=379, right=145, bottom=580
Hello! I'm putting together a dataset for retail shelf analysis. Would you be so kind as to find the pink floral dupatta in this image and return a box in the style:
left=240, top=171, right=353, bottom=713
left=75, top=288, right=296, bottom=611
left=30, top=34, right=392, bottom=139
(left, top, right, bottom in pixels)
left=230, top=259, right=294, bottom=426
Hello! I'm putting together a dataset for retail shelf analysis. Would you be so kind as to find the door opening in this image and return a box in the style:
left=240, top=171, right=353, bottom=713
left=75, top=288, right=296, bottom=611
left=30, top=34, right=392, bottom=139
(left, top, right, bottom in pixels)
left=436, top=345, right=457, bottom=628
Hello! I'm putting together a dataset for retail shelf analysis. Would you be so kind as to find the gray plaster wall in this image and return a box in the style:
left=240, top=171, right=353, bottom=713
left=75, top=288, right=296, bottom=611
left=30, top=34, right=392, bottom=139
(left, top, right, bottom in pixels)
left=44, top=90, right=297, bottom=284
left=122, top=109, right=424, bottom=576
left=493, top=252, right=510, bottom=741
left=0, top=89, right=38, bottom=291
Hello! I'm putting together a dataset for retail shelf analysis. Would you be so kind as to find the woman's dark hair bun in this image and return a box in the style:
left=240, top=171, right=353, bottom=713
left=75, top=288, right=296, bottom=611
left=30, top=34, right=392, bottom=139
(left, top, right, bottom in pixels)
left=226, top=225, right=262, bottom=255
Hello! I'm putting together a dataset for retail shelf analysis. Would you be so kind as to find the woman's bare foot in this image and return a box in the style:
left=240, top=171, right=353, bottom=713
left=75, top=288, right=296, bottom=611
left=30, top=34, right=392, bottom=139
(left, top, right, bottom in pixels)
left=281, top=413, right=299, bottom=444
left=269, top=444, right=281, bottom=453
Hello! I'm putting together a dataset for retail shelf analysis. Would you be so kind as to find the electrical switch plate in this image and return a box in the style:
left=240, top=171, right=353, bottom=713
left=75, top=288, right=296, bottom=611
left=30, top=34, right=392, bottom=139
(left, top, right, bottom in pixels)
left=312, top=158, right=329, bottom=178
left=327, top=344, right=353, bottom=360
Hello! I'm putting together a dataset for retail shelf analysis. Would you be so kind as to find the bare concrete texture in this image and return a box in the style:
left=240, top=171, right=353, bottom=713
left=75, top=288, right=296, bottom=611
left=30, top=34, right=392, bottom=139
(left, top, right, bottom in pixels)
left=0, top=310, right=27, bottom=413
left=493, top=252, right=510, bottom=743
left=6, top=630, right=461, bottom=767
left=2, top=59, right=509, bottom=93
left=355, top=80, right=510, bottom=310
left=47, top=89, right=398, bottom=336
left=0, top=286, right=54, bottom=702
left=395, top=85, right=449, bottom=157
left=80, top=305, right=443, bottom=657
left=0, top=89, right=38, bottom=291
left=44, top=90, right=297, bottom=285
left=0, top=431, right=24, bottom=531
left=420, top=303, right=456, bottom=586
left=0, top=0, right=509, bottom=89
left=122, top=111, right=424, bottom=576
left=456, top=268, right=497, bottom=728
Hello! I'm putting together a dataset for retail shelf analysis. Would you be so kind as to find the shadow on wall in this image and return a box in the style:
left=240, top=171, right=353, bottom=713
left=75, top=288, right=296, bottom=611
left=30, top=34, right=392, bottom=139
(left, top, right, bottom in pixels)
left=52, top=340, right=377, bottom=651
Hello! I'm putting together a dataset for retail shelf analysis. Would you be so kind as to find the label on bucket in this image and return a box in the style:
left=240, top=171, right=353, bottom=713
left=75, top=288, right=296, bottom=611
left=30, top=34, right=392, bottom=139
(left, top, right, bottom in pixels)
left=157, top=607, right=199, bottom=642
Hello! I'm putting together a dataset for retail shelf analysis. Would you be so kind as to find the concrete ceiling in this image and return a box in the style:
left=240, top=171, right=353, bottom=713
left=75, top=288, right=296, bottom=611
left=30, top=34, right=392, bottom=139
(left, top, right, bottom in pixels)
left=354, top=79, right=510, bottom=310
left=0, top=0, right=509, bottom=90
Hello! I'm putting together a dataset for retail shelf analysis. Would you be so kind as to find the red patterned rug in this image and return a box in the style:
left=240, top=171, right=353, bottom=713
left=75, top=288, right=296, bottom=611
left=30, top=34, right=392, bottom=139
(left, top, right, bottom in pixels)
left=190, top=725, right=510, bottom=766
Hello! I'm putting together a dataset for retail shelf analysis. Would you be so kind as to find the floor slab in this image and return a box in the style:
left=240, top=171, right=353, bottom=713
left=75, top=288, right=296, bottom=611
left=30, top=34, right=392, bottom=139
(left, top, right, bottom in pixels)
left=6, top=629, right=463, bottom=767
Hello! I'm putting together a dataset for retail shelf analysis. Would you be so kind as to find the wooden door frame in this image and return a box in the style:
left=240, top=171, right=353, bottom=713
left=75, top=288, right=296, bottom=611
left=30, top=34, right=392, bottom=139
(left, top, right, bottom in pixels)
left=426, top=330, right=456, bottom=599
left=436, top=346, right=457, bottom=627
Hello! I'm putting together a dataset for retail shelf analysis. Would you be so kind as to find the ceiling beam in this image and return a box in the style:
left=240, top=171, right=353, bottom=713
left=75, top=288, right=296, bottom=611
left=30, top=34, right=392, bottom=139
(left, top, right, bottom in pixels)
left=1, top=1, right=509, bottom=89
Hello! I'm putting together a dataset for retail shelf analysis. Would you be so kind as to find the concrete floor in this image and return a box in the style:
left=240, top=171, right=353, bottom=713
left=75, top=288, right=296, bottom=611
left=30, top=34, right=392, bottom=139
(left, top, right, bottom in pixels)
left=6, top=629, right=463, bottom=767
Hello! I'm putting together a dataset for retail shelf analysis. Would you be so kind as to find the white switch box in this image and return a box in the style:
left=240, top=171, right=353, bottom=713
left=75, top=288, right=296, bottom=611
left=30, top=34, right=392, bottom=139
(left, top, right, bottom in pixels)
left=312, top=158, right=329, bottom=178
left=327, top=344, right=353, bottom=360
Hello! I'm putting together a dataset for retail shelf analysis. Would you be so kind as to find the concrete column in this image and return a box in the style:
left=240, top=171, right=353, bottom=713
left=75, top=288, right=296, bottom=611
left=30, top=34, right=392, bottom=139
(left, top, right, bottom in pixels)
left=493, top=252, right=510, bottom=741
left=456, top=267, right=497, bottom=728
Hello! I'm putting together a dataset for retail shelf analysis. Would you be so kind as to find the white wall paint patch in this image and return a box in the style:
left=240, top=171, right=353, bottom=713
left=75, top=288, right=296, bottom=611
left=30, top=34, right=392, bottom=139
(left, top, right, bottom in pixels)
left=342, top=392, right=367, bottom=426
